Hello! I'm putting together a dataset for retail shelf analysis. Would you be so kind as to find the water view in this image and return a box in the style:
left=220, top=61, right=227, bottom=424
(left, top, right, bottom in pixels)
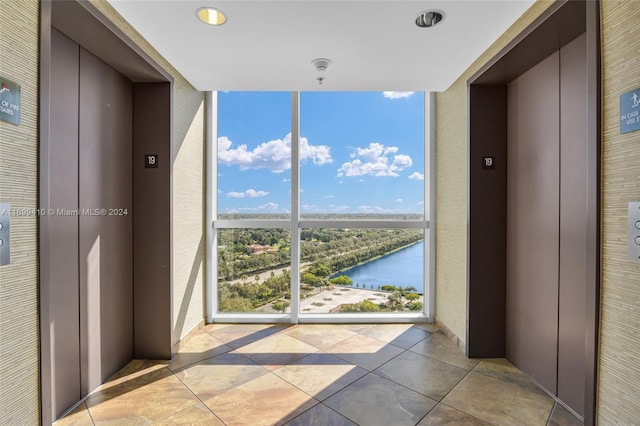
left=332, top=240, right=424, bottom=293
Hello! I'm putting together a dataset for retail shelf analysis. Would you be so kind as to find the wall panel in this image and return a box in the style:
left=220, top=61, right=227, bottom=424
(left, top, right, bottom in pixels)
left=89, top=0, right=206, bottom=349
left=436, top=0, right=557, bottom=342
left=598, top=1, right=640, bottom=423
left=0, top=0, right=41, bottom=424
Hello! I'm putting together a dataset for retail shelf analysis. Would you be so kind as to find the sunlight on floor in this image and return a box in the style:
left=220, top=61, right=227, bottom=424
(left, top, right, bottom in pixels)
left=55, top=323, right=582, bottom=426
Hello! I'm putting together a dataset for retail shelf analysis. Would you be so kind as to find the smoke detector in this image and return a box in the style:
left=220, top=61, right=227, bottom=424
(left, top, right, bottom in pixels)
left=311, top=58, right=332, bottom=72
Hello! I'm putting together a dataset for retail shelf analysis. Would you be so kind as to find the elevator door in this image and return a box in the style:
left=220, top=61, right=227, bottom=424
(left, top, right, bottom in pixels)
left=506, top=33, right=587, bottom=416
left=50, top=28, right=133, bottom=419
left=506, top=50, right=560, bottom=394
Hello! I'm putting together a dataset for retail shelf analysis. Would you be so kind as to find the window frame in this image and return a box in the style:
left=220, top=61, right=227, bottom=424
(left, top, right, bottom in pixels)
left=206, top=91, right=435, bottom=324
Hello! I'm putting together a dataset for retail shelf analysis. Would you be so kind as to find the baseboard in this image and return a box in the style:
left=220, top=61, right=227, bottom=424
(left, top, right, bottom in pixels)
left=435, top=319, right=466, bottom=352
left=173, top=319, right=206, bottom=353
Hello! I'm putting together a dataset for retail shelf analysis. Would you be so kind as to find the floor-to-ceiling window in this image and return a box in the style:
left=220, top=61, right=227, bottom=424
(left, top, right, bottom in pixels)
left=210, top=91, right=432, bottom=322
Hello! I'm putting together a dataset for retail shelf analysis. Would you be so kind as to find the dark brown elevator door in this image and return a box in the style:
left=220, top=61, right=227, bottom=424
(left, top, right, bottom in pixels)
left=78, top=47, right=133, bottom=395
left=506, top=34, right=587, bottom=417
left=557, top=33, right=587, bottom=416
left=49, top=29, right=133, bottom=418
left=50, top=28, right=81, bottom=416
left=506, top=50, right=560, bottom=395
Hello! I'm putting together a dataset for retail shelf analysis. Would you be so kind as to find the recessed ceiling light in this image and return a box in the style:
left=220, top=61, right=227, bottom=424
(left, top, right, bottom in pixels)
left=197, top=7, right=226, bottom=26
left=415, top=10, right=444, bottom=28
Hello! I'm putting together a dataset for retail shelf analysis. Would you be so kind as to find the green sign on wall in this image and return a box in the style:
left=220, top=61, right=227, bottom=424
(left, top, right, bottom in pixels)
left=0, top=77, right=21, bottom=125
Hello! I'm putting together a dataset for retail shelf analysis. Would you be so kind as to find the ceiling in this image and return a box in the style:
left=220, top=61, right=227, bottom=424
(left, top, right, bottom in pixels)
left=107, top=0, right=535, bottom=92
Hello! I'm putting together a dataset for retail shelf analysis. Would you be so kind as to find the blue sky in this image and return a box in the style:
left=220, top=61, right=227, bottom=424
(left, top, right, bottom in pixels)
left=217, top=91, right=425, bottom=216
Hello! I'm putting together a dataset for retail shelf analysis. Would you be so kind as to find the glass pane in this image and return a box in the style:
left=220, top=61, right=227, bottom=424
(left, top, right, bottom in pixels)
left=300, top=92, right=425, bottom=220
left=217, top=91, right=291, bottom=219
left=299, top=228, right=424, bottom=314
left=218, top=228, right=291, bottom=313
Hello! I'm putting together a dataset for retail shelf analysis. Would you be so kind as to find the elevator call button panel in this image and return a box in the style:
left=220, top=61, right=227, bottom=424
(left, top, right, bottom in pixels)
left=0, top=202, right=10, bottom=266
left=630, top=202, right=640, bottom=263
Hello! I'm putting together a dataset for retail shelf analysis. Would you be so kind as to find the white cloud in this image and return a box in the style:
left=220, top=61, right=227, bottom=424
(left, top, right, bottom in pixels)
left=418, top=201, right=424, bottom=205
left=226, top=189, right=269, bottom=198
left=218, top=133, right=332, bottom=173
left=383, top=91, right=415, bottom=99
left=357, top=205, right=420, bottom=214
left=323, top=195, right=335, bottom=199
left=259, top=202, right=280, bottom=210
left=396, top=198, right=403, bottom=203
left=408, top=172, right=424, bottom=180
left=301, top=204, right=319, bottom=211
left=224, top=202, right=283, bottom=213
left=337, top=142, right=413, bottom=177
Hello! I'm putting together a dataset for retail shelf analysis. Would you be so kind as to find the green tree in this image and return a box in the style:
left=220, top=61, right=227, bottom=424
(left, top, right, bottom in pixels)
left=310, top=263, right=331, bottom=277
left=301, top=272, right=322, bottom=285
left=387, top=291, right=403, bottom=309
left=330, top=275, right=352, bottom=286
left=220, top=297, right=253, bottom=312
left=407, top=301, right=423, bottom=311
left=272, top=301, right=290, bottom=313
left=340, top=299, right=381, bottom=313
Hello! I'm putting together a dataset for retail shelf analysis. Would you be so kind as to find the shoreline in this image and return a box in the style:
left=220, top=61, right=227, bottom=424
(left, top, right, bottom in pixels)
left=329, top=239, right=424, bottom=278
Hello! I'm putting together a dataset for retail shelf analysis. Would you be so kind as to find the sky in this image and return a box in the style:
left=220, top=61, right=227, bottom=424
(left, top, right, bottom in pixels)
left=217, top=91, right=425, bottom=216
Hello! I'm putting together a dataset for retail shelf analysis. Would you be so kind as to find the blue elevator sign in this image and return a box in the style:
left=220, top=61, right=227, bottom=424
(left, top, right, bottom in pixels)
left=0, top=77, right=21, bottom=125
left=620, top=88, right=640, bottom=134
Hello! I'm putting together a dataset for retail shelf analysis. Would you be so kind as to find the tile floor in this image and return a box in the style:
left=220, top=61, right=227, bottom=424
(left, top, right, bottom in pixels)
left=55, top=323, right=583, bottom=426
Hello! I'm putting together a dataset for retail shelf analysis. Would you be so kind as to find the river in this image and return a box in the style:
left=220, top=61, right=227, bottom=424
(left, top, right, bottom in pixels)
left=330, top=241, right=425, bottom=293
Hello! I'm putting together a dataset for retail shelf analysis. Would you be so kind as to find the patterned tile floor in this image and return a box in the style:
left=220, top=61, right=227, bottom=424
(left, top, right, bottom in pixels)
left=55, top=323, right=583, bottom=426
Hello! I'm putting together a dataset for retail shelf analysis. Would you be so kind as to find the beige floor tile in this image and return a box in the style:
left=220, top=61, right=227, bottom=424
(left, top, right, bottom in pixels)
left=151, top=403, right=224, bottom=425
left=548, top=403, right=584, bottom=426
left=99, top=360, right=169, bottom=389
left=282, top=324, right=357, bottom=349
left=417, top=403, right=491, bottom=425
left=205, top=323, right=289, bottom=349
left=204, top=373, right=318, bottom=426
left=361, top=323, right=433, bottom=348
left=54, top=402, right=94, bottom=426
left=86, top=366, right=200, bottom=425
left=341, top=323, right=376, bottom=333
left=203, top=323, right=233, bottom=332
left=175, top=351, right=269, bottom=401
left=409, top=332, right=479, bottom=370
left=273, top=353, right=368, bottom=400
left=55, top=324, right=562, bottom=426
left=374, top=350, right=468, bottom=400
left=285, top=404, right=356, bottom=426
left=169, top=331, right=232, bottom=372
left=234, top=332, right=319, bottom=370
left=473, top=358, right=545, bottom=393
left=418, top=323, right=441, bottom=333
left=324, top=333, right=404, bottom=371
left=324, top=373, right=437, bottom=426
left=442, top=371, right=555, bottom=426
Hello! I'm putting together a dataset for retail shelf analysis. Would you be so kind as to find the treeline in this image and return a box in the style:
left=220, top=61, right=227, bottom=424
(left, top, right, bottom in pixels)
left=218, top=228, right=289, bottom=281
left=218, top=228, right=423, bottom=282
left=302, top=228, right=422, bottom=274
left=219, top=270, right=290, bottom=312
